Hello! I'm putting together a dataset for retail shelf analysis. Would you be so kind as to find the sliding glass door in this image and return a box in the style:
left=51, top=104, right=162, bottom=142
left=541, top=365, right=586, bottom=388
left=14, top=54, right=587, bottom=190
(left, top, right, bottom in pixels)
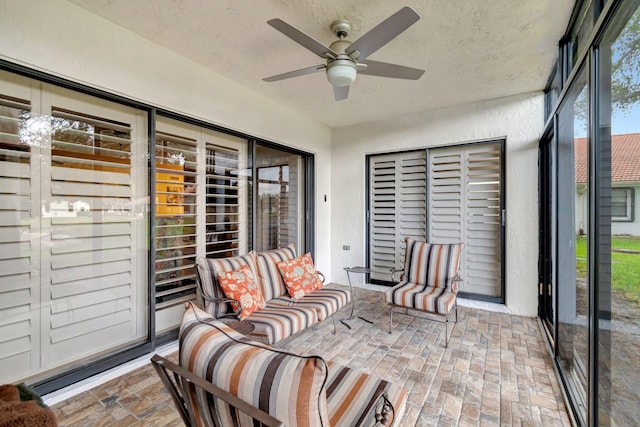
left=540, top=0, right=640, bottom=424
left=254, top=144, right=306, bottom=252
left=0, top=70, right=149, bottom=387
left=556, top=66, right=589, bottom=425
left=595, top=3, right=640, bottom=424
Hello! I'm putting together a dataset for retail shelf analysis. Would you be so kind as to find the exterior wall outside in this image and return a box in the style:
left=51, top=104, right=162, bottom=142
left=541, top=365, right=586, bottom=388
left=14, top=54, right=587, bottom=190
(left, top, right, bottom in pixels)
left=0, top=0, right=333, bottom=275
left=576, top=184, right=640, bottom=236
left=331, top=93, right=544, bottom=317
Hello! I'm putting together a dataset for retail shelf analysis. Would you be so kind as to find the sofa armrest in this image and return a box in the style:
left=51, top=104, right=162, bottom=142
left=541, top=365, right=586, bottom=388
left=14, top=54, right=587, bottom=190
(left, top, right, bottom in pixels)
left=199, top=294, right=242, bottom=318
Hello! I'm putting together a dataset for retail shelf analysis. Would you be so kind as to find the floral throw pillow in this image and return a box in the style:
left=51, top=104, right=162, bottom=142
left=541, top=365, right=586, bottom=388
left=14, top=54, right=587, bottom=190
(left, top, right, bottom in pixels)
left=277, top=253, right=323, bottom=299
left=217, top=265, right=265, bottom=320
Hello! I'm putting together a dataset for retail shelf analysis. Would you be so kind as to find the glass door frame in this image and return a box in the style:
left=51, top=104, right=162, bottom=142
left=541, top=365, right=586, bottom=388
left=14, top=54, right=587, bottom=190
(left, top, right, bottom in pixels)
left=249, top=139, right=316, bottom=256
left=539, top=125, right=557, bottom=341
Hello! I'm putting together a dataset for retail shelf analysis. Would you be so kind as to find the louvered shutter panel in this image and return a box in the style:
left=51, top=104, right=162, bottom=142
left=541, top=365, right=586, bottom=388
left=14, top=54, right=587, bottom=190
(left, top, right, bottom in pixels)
left=45, top=104, right=146, bottom=364
left=155, top=132, right=198, bottom=320
left=465, top=143, right=502, bottom=297
left=369, top=151, right=426, bottom=281
left=0, top=94, right=36, bottom=382
left=428, top=142, right=502, bottom=297
left=204, top=143, right=242, bottom=258
left=429, top=151, right=463, bottom=241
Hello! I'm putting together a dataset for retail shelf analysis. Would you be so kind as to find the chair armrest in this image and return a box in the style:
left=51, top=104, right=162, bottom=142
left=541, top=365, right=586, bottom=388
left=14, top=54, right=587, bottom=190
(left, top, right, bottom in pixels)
left=151, top=354, right=284, bottom=427
left=389, top=268, right=404, bottom=282
left=317, top=270, right=326, bottom=283
left=451, top=275, right=463, bottom=293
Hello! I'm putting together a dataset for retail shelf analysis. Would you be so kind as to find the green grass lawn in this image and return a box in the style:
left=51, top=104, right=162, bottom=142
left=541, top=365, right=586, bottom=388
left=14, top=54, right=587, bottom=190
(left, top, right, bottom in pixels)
left=576, top=235, right=640, bottom=304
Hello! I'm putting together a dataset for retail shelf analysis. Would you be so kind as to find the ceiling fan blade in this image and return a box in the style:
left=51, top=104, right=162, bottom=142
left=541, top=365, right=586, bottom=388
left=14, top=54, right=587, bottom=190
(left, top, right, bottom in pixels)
left=359, top=60, right=425, bottom=80
left=333, top=85, right=349, bottom=101
left=263, top=64, right=326, bottom=82
left=267, top=19, right=338, bottom=59
left=345, top=6, right=420, bottom=61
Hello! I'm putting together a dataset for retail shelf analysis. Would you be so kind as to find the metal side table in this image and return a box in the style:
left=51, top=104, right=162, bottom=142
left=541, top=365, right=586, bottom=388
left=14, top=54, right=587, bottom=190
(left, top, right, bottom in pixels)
left=341, top=266, right=374, bottom=329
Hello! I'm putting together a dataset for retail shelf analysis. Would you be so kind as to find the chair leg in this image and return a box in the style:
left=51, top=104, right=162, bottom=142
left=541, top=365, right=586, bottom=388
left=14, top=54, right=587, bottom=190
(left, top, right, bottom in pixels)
left=445, top=316, right=449, bottom=348
left=388, top=306, right=393, bottom=334
left=331, top=313, right=337, bottom=334
left=444, top=304, right=458, bottom=348
left=454, top=302, right=458, bottom=323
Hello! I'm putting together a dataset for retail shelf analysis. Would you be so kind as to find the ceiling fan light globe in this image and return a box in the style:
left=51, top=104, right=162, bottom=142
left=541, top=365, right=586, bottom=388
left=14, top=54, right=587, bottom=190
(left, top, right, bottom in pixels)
left=327, top=62, right=357, bottom=87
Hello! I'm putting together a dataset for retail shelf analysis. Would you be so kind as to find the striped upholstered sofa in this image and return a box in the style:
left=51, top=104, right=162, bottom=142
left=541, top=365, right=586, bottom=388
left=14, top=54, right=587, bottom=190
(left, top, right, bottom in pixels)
left=196, top=244, right=351, bottom=344
left=176, top=303, right=407, bottom=426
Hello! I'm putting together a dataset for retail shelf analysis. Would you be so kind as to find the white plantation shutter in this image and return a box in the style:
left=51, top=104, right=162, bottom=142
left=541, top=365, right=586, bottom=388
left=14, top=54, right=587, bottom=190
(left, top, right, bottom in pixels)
left=204, top=142, right=242, bottom=258
left=1, top=73, right=148, bottom=383
left=0, top=92, right=37, bottom=382
left=154, top=119, right=247, bottom=332
left=369, top=151, right=426, bottom=281
left=428, top=151, right=463, bottom=242
left=44, top=103, right=147, bottom=365
left=155, top=131, right=199, bottom=319
left=428, top=142, right=502, bottom=298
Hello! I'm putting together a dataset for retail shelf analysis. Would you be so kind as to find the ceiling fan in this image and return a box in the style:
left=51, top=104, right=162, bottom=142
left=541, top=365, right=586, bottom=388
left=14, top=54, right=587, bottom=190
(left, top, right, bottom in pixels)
left=263, top=6, right=425, bottom=101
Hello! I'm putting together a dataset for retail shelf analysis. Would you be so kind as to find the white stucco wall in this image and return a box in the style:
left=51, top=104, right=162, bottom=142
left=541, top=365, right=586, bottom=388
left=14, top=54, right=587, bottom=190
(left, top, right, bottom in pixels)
left=0, top=0, right=333, bottom=274
left=331, top=93, right=544, bottom=316
left=0, top=0, right=547, bottom=315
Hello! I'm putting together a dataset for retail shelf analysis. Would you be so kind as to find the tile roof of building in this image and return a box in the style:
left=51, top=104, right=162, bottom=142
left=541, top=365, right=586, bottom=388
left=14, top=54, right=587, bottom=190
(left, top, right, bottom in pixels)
left=574, top=133, right=640, bottom=183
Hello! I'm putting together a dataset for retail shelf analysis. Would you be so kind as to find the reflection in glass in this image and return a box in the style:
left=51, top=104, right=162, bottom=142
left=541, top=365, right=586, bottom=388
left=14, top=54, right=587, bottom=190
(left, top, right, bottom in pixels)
left=255, top=145, right=305, bottom=252
left=597, top=4, right=640, bottom=425
left=557, top=67, right=589, bottom=425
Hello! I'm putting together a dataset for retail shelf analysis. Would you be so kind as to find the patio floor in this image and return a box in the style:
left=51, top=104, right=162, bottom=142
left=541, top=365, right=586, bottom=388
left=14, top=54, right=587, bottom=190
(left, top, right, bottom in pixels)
left=49, top=285, right=572, bottom=426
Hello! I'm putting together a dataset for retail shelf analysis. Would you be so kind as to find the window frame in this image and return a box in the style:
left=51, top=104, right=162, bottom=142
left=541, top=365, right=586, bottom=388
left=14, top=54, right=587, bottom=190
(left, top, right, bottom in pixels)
left=611, top=186, right=634, bottom=221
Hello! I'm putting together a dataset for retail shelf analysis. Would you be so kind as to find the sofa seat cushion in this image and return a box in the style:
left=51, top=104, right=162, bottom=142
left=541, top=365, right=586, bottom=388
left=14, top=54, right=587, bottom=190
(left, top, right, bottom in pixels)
left=245, top=301, right=319, bottom=344
left=256, top=243, right=296, bottom=300
left=325, top=362, right=407, bottom=427
left=384, top=281, right=457, bottom=315
left=269, top=285, right=351, bottom=321
left=179, top=303, right=330, bottom=427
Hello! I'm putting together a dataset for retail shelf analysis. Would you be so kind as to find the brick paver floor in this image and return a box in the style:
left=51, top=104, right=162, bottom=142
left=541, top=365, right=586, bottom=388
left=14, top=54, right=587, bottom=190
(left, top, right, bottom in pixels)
left=51, top=285, right=572, bottom=426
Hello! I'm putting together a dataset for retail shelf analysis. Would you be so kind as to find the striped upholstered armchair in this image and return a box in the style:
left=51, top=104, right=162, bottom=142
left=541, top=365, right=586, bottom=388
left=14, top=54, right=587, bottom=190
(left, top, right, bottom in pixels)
left=384, top=237, right=464, bottom=347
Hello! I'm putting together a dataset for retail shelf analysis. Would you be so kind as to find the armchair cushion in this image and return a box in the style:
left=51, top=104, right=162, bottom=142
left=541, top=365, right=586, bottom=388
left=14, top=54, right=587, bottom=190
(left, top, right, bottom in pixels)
left=325, top=361, right=406, bottom=426
left=179, top=303, right=330, bottom=427
left=403, top=238, right=464, bottom=288
left=385, top=281, right=457, bottom=315
left=218, top=265, right=266, bottom=320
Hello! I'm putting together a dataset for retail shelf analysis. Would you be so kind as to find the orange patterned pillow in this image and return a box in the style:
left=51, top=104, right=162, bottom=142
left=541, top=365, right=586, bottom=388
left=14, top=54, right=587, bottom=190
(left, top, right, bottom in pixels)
left=217, top=265, right=265, bottom=320
left=276, top=253, right=323, bottom=299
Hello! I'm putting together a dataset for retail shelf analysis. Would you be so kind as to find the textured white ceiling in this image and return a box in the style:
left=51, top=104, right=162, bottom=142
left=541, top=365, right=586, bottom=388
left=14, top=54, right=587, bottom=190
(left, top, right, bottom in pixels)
left=68, top=0, right=574, bottom=128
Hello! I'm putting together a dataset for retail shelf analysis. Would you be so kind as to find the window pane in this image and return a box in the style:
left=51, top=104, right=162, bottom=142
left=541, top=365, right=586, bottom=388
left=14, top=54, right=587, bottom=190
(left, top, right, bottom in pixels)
left=597, top=3, right=640, bottom=425
left=557, top=66, right=588, bottom=425
left=570, top=0, right=595, bottom=69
